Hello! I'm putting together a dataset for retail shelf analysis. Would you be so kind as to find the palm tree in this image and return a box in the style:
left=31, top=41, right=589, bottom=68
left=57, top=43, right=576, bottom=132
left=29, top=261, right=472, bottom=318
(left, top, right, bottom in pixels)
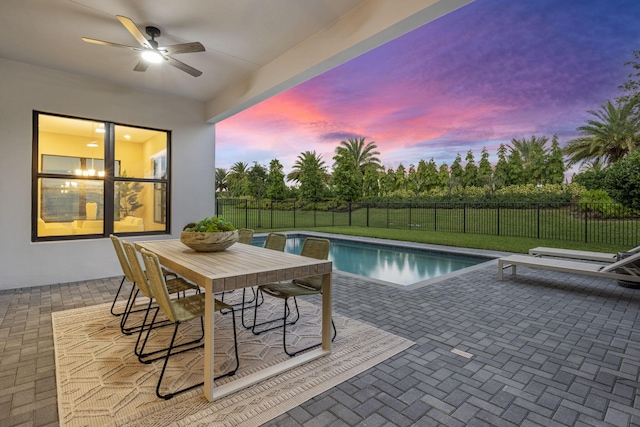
left=564, top=100, right=640, bottom=167
left=215, top=168, right=228, bottom=194
left=229, top=161, right=249, bottom=176
left=338, top=138, right=382, bottom=173
left=509, top=135, right=549, bottom=167
left=227, top=161, right=249, bottom=196
left=286, top=151, right=329, bottom=183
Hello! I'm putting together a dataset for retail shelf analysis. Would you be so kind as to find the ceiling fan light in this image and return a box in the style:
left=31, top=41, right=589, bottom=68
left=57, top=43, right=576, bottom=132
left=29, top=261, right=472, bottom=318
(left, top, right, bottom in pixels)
left=141, top=50, right=163, bottom=63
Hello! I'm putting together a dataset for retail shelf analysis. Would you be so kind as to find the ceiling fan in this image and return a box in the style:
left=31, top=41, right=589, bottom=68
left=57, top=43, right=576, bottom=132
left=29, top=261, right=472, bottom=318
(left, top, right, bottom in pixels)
left=82, top=15, right=205, bottom=77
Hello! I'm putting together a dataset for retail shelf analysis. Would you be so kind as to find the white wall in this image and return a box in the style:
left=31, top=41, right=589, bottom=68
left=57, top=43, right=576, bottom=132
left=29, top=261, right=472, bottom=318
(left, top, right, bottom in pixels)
left=0, top=59, right=215, bottom=290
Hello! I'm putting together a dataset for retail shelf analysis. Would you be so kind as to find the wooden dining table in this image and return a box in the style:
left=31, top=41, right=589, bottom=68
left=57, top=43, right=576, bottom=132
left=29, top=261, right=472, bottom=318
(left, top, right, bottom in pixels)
left=135, top=239, right=333, bottom=401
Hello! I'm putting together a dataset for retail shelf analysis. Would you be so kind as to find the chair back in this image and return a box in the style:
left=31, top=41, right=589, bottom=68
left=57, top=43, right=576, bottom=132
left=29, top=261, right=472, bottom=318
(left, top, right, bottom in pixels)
left=110, top=234, right=135, bottom=283
left=238, top=228, right=254, bottom=244
left=295, top=237, right=330, bottom=290
left=140, top=249, right=179, bottom=323
left=122, top=241, right=153, bottom=299
left=601, top=250, right=640, bottom=272
left=264, top=233, right=287, bottom=252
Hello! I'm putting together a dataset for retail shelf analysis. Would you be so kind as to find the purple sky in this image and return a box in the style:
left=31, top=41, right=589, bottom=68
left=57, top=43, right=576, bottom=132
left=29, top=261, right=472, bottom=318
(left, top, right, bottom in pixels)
left=216, top=0, right=640, bottom=177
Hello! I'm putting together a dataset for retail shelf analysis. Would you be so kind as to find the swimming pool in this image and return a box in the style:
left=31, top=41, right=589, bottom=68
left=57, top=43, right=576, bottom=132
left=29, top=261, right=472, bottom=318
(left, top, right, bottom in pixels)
left=251, top=234, right=489, bottom=286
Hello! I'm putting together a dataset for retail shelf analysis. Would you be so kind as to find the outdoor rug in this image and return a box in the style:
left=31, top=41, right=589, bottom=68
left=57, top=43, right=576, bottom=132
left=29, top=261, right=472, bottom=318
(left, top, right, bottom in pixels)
left=52, top=292, right=414, bottom=426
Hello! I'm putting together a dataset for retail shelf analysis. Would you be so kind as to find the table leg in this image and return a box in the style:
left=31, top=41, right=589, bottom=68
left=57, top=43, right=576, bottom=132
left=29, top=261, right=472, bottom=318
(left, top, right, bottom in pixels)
left=322, top=272, right=332, bottom=351
left=203, top=290, right=215, bottom=401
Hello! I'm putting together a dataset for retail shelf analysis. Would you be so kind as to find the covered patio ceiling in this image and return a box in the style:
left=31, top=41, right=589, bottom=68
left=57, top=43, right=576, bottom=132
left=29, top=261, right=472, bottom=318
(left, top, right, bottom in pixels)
left=0, top=0, right=472, bottom=122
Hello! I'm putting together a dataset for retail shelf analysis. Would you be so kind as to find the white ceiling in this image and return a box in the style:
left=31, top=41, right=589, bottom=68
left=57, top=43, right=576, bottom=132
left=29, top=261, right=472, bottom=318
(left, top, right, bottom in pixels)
left=0, top=0, right=472, bottom=120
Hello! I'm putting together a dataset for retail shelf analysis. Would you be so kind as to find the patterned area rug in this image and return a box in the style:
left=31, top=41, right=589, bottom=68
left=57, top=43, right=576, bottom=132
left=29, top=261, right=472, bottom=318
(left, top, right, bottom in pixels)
left=53, top=292, right=413, bottom=427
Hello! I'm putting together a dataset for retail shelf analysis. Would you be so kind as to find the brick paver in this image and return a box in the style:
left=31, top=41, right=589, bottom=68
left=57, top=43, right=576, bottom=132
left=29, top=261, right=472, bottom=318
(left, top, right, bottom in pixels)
left=1, top=252, right=639, bottom=426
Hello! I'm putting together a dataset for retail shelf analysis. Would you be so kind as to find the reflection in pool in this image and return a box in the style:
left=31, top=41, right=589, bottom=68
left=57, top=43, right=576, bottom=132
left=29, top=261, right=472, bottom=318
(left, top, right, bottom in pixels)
left=252, top=235, right=486, bottom=286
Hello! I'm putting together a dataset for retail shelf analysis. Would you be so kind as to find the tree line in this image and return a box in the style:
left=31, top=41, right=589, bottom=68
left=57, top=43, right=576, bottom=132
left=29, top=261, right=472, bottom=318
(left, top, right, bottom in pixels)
left=217, top=136, right=566, bottom=201
left=217, top=49, right=640, bottom=210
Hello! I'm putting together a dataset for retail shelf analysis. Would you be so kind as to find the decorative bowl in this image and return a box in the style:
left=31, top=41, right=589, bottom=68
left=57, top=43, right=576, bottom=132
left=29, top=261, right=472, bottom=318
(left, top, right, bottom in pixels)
left=180, top=229, right=239, bottom=252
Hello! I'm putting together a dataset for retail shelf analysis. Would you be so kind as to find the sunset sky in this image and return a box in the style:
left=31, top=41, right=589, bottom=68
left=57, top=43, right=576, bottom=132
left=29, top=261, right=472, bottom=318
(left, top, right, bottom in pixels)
left=216, top=0, right=640, bottom=177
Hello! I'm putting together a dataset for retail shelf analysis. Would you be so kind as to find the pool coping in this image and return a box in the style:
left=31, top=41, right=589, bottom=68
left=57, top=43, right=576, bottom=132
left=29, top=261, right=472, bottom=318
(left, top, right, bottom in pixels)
left=253, top=230, right=511, bottom=290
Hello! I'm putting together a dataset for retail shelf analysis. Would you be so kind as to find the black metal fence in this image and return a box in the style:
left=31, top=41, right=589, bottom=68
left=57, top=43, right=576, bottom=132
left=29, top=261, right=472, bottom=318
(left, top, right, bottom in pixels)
left=216, top=199, right=640, bottom=246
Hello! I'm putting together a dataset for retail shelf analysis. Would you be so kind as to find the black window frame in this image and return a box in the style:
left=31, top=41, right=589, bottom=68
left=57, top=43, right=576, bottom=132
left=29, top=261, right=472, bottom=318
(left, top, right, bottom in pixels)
left=32, top=111, right=172, bottom=241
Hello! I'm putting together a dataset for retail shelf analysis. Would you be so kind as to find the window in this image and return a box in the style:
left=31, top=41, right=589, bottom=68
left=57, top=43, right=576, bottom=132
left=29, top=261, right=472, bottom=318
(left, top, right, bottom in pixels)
left=33, top=112, right=170, bottom=240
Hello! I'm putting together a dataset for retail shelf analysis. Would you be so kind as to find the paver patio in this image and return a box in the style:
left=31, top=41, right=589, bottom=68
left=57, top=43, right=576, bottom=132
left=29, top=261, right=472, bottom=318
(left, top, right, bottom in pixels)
left=1, top=253, right=639, bottom=426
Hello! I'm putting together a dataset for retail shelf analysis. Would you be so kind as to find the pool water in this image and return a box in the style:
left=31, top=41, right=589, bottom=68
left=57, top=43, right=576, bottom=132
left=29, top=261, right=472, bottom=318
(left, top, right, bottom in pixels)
left=251, top=235, right=486, bottom=286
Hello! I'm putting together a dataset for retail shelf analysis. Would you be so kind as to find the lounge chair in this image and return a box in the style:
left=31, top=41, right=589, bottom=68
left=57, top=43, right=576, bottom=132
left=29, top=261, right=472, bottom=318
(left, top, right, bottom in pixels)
left=528, top=245, right=640, bottom=263
left=498, top=250, right=640, bottom=285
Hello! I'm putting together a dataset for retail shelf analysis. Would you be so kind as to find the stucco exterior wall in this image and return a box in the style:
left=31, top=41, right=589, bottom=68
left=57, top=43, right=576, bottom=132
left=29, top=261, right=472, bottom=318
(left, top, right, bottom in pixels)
left=0, top=58, right=215, bottom=290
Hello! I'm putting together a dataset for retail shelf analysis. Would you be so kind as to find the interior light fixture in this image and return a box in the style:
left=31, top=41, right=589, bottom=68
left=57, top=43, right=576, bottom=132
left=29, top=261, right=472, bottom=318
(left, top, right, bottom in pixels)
left=75, top=142, right=104, bottom=177
left=95, top=124, right=105, bottom=134
left=124, top=134, right=131, bottom=140
left=141, top=49, right=163, bottom=63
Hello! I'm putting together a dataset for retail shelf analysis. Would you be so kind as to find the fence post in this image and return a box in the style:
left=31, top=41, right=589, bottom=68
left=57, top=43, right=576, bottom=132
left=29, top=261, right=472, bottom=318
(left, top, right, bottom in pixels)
left=497, top=205, right=500, bottom=236
left=463, top=203, right=466, bottom=233
left=537, top=203, right=540, bottom=239
left=245, top=201, right=248, bottom=228
left=585, top=203, right=588, bottom=243
left=293, top=200, right=296, bottom=228
left=348, top=202, right=352, bottom=226
left=366, top=203, right=370, bottom=227
left=434, top=203, right=437, bottom=231
left=409, top=202, right=412, bottom=230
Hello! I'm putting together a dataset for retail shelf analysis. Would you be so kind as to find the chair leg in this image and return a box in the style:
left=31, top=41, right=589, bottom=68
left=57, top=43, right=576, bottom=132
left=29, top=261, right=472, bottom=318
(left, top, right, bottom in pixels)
left=119, top=287, right=140, bottom=334
left=155, top=313, right=238, bottom=400
left=121, top=285, right=179, bottom=336
left=110, top=276, right=126, bottom=316
left=215, top=306, right=239, bottom=380
left=155, top=322, right=204, bottom=400
left=240, top=287, right=265, bottom=329
left=137, top=306, right=205, bottom=364
left=113, top=279, right=153, bottom=319
left=136, top=302, right=160, bottom=361
left=251, top=290, right=300, bottom=335
left=222, top=287, right=264, bottom=320
left=282, top=297, right=338, bottom=357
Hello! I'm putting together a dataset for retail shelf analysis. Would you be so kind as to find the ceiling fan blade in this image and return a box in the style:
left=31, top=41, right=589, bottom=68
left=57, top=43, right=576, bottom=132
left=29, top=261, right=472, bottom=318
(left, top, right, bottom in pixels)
left=116, top=15, right=153, bottom=49
left=161, top=42, right=205, bottom=55
left=133, top=59, right=149, bottom=72
left=166, top=56, right=202, bottom=77
left=82, top=37, right=140, bottom=51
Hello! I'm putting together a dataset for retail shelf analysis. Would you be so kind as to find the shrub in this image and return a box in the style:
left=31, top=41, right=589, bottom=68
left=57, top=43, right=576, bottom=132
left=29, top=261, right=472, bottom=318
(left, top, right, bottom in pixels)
left=604, top=151, right=640, bottom=210
left=578, top=189, right=633, bottom=219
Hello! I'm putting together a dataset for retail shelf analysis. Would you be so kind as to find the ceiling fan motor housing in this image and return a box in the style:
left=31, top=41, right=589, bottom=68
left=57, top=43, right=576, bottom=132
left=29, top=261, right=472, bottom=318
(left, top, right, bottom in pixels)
left=145, top=26, right=161, bottom=39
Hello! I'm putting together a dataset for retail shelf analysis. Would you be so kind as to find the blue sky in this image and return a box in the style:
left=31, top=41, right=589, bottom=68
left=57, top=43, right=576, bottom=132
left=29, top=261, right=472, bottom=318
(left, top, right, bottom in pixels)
left=216, top=0, right=640, bottom=176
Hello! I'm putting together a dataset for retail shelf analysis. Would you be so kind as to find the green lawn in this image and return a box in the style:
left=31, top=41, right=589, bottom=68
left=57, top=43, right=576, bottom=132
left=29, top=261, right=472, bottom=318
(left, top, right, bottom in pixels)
left=312, top=226, right=634, bottom=254
left=245, top=226, right=630, bottom=254
left=218, top=202, right=639, bottom=253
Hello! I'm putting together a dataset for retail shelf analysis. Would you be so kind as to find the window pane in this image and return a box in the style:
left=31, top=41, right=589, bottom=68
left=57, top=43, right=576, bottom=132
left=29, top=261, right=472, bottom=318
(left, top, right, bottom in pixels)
left=34, top=113, right=170, bottom=240
left=37, top=178, right=104, bottom=237
left=114, top=181, right=166, bottom=232
left=38, top=115, right=106, bottom=177
left=114, top=125, right=167, bottom=179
